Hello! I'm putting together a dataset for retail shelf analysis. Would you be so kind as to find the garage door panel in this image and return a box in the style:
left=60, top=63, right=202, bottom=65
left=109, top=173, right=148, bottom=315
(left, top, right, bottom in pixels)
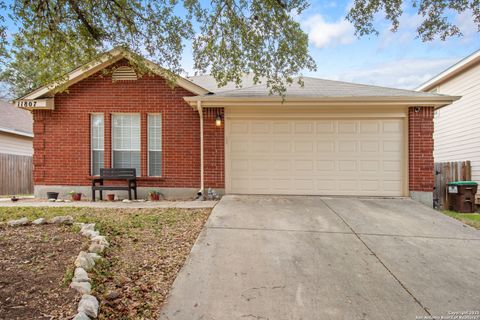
left=230, top=139, right=249, bottom=152
left=338, top=141, right=357, bottom=152
left=251, top=121, right=270, bottom=133
left=295, top=141, right=314, bottom=152
left=338, top=160, right=357, bottom=171
left=231, top=121, right=249, bottom=133
left=272, top=121, right=291, bottom=133
left=361, top=141, right=380, bottom=152
left=317, top=121, right=336, bottom=133
left=227, top=118, right=404, bottom=196
left=273, top=141, right=291, bottom=153
left=316, top=180, right=337, bottom=192
left=251, top=140, right=271, bottom=152
left=338, top=121, right=357, bottom=133
left=383, top=121, right=402, bottom=133
left=360, top=160, right=379, bottom=172
left=360, top=121, right=380, bottom=133
left=317, top=141, right=335, bottom=152
left=294, top=122, right=314, bottom=133
left=383, top=141, right=401, bottom=152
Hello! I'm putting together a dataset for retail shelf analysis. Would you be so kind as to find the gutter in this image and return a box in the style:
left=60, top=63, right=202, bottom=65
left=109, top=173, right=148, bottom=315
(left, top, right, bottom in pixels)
left=184, top=95, right=461, bottom=109
left=196, top=100, right=204, bottom=197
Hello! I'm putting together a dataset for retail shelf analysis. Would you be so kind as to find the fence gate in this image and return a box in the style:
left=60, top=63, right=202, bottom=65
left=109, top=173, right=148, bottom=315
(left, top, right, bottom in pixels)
left=434, top=161, right=471, bottom=209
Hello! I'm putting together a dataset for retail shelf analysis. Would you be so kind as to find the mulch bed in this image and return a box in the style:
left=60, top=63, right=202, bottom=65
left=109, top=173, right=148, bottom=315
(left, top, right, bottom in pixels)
left=0, top=224, right=87, bottom=320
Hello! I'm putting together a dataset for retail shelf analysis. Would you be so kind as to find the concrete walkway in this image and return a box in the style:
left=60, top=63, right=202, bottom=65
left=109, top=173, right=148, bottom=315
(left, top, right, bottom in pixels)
left=160, top=195, right=480, bottom=320
left=0, top=199, right=217, bottom=209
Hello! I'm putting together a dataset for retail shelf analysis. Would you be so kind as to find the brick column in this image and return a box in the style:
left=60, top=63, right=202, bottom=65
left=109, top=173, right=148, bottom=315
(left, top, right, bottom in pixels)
left=408, top=107, right=434, bottom=193
left=203, top=108, right=225, bottom=189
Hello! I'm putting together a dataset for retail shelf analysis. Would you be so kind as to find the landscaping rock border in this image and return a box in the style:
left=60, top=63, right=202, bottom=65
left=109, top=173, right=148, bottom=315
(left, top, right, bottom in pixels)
left=6, top=216, right=109, bottom=319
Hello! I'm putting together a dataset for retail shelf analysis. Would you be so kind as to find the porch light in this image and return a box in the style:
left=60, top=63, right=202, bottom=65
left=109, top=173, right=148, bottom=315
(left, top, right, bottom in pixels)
left=215, top=114, right=222, bottom=127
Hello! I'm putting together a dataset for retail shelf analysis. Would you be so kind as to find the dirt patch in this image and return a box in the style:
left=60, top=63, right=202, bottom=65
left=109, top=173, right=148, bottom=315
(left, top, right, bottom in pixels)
left=92, top=209, right=210, bottom=319
left=0, top=224, right=87, bottom=320
left=0, top=207, right=211, bottom=319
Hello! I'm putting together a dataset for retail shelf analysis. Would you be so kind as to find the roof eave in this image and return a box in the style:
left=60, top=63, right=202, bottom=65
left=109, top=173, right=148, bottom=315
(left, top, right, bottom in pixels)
left=416, top=51, right=480, bottom=92
left=184, top=95, right=460, bottom=109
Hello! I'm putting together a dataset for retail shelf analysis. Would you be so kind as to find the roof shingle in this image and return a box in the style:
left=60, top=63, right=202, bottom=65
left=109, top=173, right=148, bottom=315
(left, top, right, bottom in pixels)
left=188, top=75, right=449, bottom=98
left=0, top=100, right=33, bottom=136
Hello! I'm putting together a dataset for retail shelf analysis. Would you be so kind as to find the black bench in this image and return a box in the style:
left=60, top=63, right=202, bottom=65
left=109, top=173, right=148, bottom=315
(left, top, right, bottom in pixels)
left=91, top=168, right=138, bottom=201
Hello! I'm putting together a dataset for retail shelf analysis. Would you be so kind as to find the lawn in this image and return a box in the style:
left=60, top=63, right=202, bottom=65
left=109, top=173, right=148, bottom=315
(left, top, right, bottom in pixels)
left=0, top=206, right=211, bottom=319
left=443, top=210, right=480, bottom=230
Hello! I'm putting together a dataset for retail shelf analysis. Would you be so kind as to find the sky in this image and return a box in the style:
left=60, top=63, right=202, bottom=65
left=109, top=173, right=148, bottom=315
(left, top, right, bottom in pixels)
left=2, top=0, right=479, bottom=91
left=289, top=0, right=479, bottom=89
left=180, top=0, right=479, bottom=90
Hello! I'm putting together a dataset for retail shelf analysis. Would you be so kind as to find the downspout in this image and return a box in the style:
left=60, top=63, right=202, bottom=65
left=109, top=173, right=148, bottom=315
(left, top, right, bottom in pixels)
left=197, top=100, right=204, bottom=197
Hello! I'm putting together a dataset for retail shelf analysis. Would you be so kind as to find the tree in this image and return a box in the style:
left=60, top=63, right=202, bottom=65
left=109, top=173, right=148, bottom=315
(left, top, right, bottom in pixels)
left=0, top=0, right=478, bottom=98
left=0, top=0, right=315, bottom=97
left=347, top=0, right=480, bottom=41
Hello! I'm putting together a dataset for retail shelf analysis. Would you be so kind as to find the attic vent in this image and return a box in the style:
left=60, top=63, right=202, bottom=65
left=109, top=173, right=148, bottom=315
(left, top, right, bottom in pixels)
left=112, top=66, right=138, bottom=81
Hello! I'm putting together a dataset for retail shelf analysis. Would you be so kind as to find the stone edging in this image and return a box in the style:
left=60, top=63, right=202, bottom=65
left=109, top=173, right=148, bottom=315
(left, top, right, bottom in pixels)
left=6, top=216, right=109, bottom=319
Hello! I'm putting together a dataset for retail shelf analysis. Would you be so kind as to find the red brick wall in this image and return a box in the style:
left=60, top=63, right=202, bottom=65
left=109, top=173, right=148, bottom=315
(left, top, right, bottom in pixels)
left=32, top=60, right=225, bottom=189
left=203, top=108, right=225, bottom=188
left=408, top=106, right=434, bottom=192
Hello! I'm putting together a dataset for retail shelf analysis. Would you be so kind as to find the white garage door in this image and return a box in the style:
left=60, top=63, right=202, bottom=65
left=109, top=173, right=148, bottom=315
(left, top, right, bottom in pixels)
left=226, top=117, right=405, bottom=196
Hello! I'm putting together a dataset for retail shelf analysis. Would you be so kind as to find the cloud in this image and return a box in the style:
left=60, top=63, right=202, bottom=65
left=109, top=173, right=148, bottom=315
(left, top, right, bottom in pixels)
left=302, top=14, right=355, bottom=48
left=455, top=10, right=479, bottom=43
left=325, top=58, right=459, bottom=89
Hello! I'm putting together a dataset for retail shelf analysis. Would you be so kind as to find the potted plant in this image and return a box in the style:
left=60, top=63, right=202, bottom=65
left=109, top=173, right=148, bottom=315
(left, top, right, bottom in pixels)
left=107, top=194, right=115, bottom=201
left=68, top=190, right=83, bottom=201
left=47, top=192, right=59, bottom=200
left=148, top=190, right=162, bottom=201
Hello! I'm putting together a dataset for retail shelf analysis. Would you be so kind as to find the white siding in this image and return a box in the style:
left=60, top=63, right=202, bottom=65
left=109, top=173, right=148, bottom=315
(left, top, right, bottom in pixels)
left=0, top=132, right=33, bottom=156
left=434, top=62, right=480, bottom=182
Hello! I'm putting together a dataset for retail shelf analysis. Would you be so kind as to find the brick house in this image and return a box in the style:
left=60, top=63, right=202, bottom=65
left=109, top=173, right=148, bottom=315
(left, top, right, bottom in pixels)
left=16, top=48, right=458, bottom=206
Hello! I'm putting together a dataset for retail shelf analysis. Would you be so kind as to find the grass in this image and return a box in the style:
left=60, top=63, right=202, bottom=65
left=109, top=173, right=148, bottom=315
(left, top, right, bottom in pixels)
left=443, top=210, right=480, bottom=230
left=0, top=206, right=211, bottom=319
left=0, top=206, right=187, bottom=236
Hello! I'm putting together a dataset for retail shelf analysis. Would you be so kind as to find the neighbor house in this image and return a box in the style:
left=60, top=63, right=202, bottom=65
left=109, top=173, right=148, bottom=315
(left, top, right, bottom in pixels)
left=417, top=49, right=480, bottom=185
left=15, top=48, right=458, bottom=205
left=0, top=100, right=33, bottom=195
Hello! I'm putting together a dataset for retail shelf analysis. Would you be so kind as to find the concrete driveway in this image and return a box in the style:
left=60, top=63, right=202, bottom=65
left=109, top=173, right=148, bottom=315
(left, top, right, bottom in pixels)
left=160, top=196, right=480, bottom=320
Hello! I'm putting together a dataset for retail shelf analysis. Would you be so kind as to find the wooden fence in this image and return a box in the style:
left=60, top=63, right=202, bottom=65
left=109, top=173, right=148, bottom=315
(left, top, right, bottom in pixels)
left=0, top=153, right=33, bottom=196
left=434, top=161, right=471, bottom=209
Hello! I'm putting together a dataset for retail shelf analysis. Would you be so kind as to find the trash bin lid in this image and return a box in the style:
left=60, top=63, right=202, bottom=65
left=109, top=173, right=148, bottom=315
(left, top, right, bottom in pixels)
left=448, top=181, right=478, bottom=186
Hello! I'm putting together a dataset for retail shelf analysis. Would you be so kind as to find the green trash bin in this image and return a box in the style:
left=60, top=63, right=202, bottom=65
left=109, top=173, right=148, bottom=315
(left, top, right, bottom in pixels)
left=447, top=181, right=478, bottom=213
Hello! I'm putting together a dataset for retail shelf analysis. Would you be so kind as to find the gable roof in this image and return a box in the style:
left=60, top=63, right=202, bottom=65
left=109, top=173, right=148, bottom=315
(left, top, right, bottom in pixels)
left=184, top=75, right=459, bottom=108
left=0, top=100, right=33, bottom=137
left=416, top=49, right=480, bottom=92
left=19, top=47, right=210, bottom=100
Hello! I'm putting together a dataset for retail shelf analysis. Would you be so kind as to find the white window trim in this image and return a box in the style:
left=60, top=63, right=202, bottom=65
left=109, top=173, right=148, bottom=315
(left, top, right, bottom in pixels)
left=91, top=113, right=104, bottom=176
left=111, top=113, right=141, bottom=176
left=148, top=113, right=163, bottom=177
